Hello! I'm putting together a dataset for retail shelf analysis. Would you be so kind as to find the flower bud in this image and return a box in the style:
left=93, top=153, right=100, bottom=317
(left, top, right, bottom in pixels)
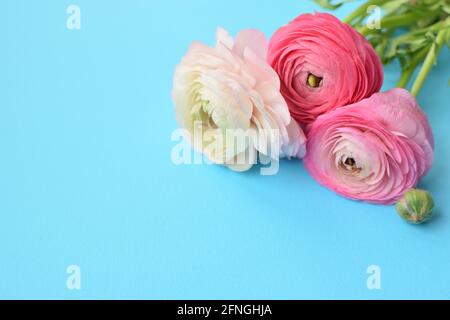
left=396, top=189, right=435, bottom=224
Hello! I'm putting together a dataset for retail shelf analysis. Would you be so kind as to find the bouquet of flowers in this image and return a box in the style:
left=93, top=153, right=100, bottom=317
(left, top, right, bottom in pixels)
left=172, top=0, right=449, bottom=224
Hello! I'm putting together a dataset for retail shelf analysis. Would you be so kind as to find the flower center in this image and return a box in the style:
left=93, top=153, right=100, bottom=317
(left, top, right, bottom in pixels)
left=193, top=99, right=222, bottom=129
left=307, top=73, right=323, bottom=88
left=341, top=157, right=362, bottom=174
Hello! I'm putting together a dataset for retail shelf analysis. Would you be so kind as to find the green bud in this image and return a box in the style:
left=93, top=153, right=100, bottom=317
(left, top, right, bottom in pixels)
left=307, top=74, right=323, bottom=88
left=396, top=189, right=435, bottom=225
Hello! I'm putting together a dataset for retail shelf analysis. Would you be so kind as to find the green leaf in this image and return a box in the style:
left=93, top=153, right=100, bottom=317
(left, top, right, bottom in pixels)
left=328, top=0, right=450, bottom=92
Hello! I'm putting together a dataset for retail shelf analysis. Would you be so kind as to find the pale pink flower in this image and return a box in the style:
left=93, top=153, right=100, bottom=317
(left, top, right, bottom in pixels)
left=304, top=88, right=434, bottom=205
left=172, top=28, right=306, bottom=172
left=268, top=12, right=383, bottom=126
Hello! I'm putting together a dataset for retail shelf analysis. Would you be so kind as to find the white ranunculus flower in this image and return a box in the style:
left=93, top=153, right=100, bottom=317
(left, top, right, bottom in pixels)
left=172, top=28, right=306, bottom=172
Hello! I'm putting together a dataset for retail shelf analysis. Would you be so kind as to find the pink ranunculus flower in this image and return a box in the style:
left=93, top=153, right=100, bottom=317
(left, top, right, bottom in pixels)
left=172, top=28, right=306, bottom=172
left=268, top=12, right=384, bottom=126
left=304, top=88, right=434, bottom=205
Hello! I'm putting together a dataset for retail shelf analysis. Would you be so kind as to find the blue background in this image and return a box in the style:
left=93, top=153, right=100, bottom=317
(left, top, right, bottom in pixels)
left=1, top=0, right=449, bottom=299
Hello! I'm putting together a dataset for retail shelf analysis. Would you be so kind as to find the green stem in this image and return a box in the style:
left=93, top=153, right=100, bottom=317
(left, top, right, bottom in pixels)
left=410, top=25, right=449, bottom=97
left=343, top=0, right=389, bottom=25
left=374, top=29, right=395, bottom=59
left=391, top=20, right=448, bottom=43
left=397, top=46, right=430, bottom=88
left=397, top=70, right=413, bottom=89
left=359, top=12, right=426, bottom=36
